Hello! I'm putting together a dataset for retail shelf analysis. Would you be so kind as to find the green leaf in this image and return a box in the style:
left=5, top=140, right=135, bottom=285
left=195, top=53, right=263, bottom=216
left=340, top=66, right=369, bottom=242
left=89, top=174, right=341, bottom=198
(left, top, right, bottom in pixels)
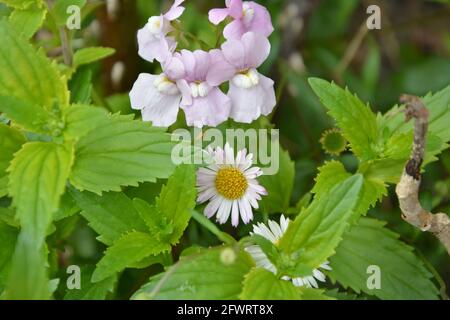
left=152, top=164, right=196, bottom=244
left=5, top=230, right=50, bottom=299
left=313, top=161, right=387, bottom=220
left=0, top=0, right=38, bottom=9
left=0, top=124, right=25, bottom=197
left=73, top=47, right=115, bottom=69
left=259, top=149, right=295, bottom=214
left=380, top=85, right=450, bottom=165
left=0, top=96, right=64, bottom=135
left=9, top=3, right=46, bottom=39
left=64, top=266, right=117, bottom=300
left=68, top=67, right=92, bottom=104
left=69, top=189, right=148, bottom=246
left=278, top=174, right=363, bottom=269
left=8, top=141, right=74, bottom=244
left=63, top=104, right=110, bottom=141
left=0, top=20, right=69, bottom=109
left=299, top=287, right=335, bottom=300
left=49, top=0, right=86, bottom=26
left=92, top=231, right=170, bottom=282
left=309, top=78, right=379, bottom=160
left=240, top=268, right=300, bottom=300
left=0, top=221, right=18, bottom=287
left=329, top=218, right=439, bottom=300
left=69, top=114, right=176, bottom=194
left=133, top=246, right=254, bottom=300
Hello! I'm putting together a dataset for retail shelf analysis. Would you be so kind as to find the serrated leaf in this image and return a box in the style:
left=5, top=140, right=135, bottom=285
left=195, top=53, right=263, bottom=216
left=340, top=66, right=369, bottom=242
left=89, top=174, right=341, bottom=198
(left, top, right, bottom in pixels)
left=278, top=174, right=363, bottom=269
left=64, top=266, right=117, bottom=300
left=0, top=96, right=63, bottom=135
left=0, top=20, right=69, bottom=109
left=8, top=141, right=74, bottom=244
left=154, top=164, right=196, bottom=243
left=9, top=3, right=46, bottom=39
left=69, top=114, right=176, bottom=194
left=0, top=124, right=25, bottom=197
left=240, top=268, right=300, bottom=300
left=73, top=47, right=115, bottom=69
left=92, top=231, right=170, bottom=282
left=133, top=246, right=254, bottom=300
left=259, top=149, right=295, bottom=214
left=309, top=78, right=378, bottom=160
left=69, top=189, right=148, bottom=246
left=132, top=166, right=196, bottom=245
left=329, top=218, right=439, bottom=300
left=313, top=161, right=387, bottom=220
left=63, top=104, right=110, bottom=141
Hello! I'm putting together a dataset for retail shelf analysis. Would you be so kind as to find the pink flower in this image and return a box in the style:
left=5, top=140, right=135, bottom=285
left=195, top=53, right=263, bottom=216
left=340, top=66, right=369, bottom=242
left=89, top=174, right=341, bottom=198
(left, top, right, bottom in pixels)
left=177, top=50, right=231, bottom=128
left=207, top=32, right=276, bottom=123
left=137, top=0, right=185, bottom=62
left=129, top=54, right=186, bottom=127
left=208, top=0, right=273, bottom=40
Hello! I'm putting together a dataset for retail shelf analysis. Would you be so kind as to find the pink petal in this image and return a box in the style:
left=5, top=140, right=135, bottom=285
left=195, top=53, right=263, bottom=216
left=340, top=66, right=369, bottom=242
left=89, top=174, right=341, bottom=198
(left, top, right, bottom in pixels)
left=208, top=8, right=230, bottom=25
left=163, top=53, right=185, bottom=80
left=247, top=2, right=274, bottom=38
left=221, top=36, right=246, bottom=69
left=223, top=19, right=246, bottom=40
left=137, top=30, right=175, bottom=63
left=181, top=88, right=231, bottom=127
left=206, top=50, right=236, bottom=86
left=227, top=0, right=244, bottom=19
left=164, top=0, right=185, bottom=21
left=228, top=73, right=275, bottom=123
left=241, top=32, right=271, bottom=68
left=129, top=73, right=181, bottom=127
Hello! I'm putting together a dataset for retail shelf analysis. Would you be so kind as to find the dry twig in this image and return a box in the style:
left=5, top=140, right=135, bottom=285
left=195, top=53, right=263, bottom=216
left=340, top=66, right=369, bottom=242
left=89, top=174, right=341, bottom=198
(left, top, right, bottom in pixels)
left=395, top=94, right=450, bottom=254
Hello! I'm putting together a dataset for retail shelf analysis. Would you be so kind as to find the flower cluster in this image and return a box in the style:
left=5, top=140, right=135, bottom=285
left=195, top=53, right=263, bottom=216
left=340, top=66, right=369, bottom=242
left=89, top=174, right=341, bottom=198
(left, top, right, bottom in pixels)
left=130, top=0, right=276, bottom=128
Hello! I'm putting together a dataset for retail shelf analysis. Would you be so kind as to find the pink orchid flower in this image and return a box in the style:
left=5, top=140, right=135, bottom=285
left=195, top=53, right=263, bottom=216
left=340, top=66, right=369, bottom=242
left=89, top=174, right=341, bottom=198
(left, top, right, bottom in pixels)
left=208, top=0, right=273, bottom=40
left=177, top=49, right=231, bottom=128
left=207, top=32, right=276, bottom=123
left=129, top=53, right=186, bottom=127
left=137, top=0, right=185, bottom=62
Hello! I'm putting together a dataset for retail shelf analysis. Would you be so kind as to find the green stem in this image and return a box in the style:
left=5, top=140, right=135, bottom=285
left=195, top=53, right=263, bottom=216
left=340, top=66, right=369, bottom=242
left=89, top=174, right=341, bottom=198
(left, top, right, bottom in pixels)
left=191, top=210, right=236, bottom=245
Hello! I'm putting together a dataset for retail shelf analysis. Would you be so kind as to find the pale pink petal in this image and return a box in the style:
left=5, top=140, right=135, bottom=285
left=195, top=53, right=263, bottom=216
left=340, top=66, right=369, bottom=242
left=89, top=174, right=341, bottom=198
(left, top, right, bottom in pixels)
left=208, top=8, right=230, bottom=25
left=241, top=32, right=271, bottom=68
left=206, top=56, right=236, bottom=87
left=223, top=19, right=246, bottom=40
left=227, top=0, right=244, bottom=19
left=164, top=0, right=185, bottom=20
left=228, top=73, right=276, bottom=123
left=176, top=79, right=192, bottom=105
left=182, top=88, right=231, bottom=127
left=129, top=73, right=181, bottom=127
left=221, top=37, right=246, bottom=69
left=163, top=54, right=185, bottom=80
left=247, top=2, right=274, bottom=38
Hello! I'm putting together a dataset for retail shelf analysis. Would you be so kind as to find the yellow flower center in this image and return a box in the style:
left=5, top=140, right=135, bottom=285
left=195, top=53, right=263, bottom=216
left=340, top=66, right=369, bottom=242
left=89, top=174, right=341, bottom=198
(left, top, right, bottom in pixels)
left=215, top=167, right=248, bottom=200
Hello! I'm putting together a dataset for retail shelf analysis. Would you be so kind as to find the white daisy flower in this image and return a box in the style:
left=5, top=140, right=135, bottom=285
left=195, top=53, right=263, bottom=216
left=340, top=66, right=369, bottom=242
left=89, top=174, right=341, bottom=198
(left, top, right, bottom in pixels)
left=246, top=215, right=332, bottom=288
left=196, top=143, right=267, bottom=227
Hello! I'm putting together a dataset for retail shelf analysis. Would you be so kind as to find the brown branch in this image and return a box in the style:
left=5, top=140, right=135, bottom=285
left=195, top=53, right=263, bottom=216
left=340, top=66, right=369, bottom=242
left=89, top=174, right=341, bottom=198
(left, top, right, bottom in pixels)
left=395, top=94, right=450, bottom=254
